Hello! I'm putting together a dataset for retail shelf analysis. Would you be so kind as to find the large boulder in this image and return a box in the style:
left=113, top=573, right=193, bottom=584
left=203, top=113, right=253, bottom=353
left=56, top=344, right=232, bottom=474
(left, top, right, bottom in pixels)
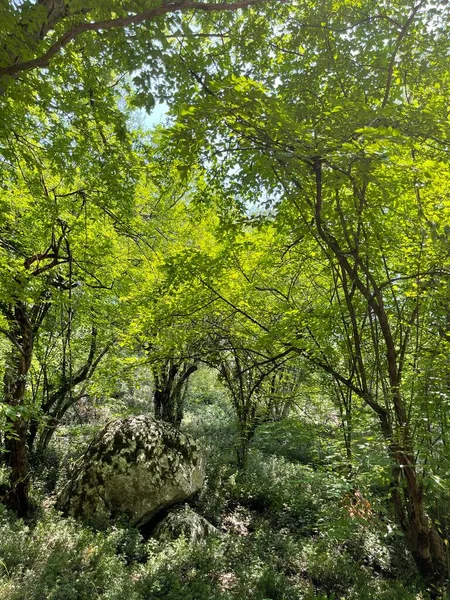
left=56, top=416, right=205, bottom=527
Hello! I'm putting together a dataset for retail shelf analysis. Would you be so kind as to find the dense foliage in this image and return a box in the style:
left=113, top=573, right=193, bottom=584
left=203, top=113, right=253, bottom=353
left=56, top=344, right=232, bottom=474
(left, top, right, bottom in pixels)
left=1, top=0, right=450, bottom=597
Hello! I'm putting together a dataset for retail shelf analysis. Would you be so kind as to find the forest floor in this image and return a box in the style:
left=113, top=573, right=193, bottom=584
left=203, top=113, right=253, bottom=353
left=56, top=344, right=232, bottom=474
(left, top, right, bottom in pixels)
left=0, top=402, right=435, bottom=600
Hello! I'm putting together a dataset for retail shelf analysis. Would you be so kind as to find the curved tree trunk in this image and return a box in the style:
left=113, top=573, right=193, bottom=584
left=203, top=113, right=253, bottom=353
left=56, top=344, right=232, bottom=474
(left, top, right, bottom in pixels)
left=28, top=330, right=110, bottom=457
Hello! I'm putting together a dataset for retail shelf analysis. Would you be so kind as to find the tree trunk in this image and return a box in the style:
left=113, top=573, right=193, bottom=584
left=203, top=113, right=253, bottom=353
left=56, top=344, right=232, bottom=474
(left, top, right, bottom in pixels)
left=160, top=390, right=176, bottom=424
left=35, top=416, right=59, bottom=456
left=152, top=361, right=197, bottom=427
left=3, top=307, right=34, bottom=517
left=27, top=418, right=39, bottom=452
left=4, top=419, right=30, bottom=517
left=390, top=446, right=445, bottom=585
left=235, top=408, right=259, bottom=469
left=29, top=331, right=110, bottom=457
left=376, top=407, right=445, bottom=583
left=310, top=158, right=447, bottom=585
left=236, top=437, right=249, bottom=469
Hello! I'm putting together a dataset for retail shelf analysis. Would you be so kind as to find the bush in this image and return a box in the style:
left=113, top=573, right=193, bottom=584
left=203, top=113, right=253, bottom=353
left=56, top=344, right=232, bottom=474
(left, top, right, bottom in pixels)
left=228, top=450, right=346, bottom=533
left=0, top=508, right=139, bottom=600
left=252, top=419, right=330, bottom=465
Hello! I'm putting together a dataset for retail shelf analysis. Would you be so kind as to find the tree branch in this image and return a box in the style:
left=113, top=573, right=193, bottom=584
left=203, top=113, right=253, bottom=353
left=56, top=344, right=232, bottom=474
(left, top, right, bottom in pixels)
left=381, top=1, right=426, bottom=108
left=0, top=327, right=25, bottom=356
left=0, top=0, right=280, bottom=77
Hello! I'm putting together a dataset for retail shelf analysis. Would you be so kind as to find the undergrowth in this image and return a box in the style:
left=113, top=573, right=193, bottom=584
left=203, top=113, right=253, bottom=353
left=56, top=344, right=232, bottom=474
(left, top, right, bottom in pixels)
left=0, top=405, right=433, bottom=600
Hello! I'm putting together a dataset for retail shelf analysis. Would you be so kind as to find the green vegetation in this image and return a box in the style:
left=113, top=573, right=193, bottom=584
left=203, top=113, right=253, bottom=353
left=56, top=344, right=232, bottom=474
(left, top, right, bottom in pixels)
left=1, top=0, right=450, bottom=597
left=0, top=401, right=428, bottom=599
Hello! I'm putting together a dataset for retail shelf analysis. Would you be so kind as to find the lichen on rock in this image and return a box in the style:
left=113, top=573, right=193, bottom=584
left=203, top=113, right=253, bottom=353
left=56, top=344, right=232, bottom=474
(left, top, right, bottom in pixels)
left=56, top=416, right=205, bottom=528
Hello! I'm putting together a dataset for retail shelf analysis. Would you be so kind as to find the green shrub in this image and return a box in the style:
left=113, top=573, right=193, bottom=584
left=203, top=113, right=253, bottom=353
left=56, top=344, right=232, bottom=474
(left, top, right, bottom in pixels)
left=229, top=451, right=345, bottom=533
left=252, top=419, right=330, bottom=465
left=137, top=532, right=313, bottom=600
left=0, top=508, right=139, bottom=600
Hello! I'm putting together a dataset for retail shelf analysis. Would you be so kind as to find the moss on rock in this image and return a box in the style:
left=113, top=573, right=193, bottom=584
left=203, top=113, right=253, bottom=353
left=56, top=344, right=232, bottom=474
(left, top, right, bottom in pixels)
left=56, top=416, right=205, bottom=528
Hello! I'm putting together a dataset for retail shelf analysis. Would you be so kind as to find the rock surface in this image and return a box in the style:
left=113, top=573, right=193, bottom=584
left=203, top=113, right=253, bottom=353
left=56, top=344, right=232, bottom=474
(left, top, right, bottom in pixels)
left=153, top=504, right=219, bottom=542
left=56, top=416, right=205, bottom=527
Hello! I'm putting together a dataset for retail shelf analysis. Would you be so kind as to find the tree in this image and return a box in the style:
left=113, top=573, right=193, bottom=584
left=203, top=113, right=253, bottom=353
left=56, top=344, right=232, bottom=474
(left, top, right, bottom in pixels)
left=151, top=359, right=198, bottom=426
left=0, top=98, right=145, bottom=514
left=28, top=322, right=113, bottom=456
left=149, top=213, right=306, bottom=464
left=212, top=333, right=293, bottom=467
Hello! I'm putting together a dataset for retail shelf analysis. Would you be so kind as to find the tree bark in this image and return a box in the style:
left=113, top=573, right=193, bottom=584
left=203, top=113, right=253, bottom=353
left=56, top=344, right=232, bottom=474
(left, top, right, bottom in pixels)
left=3, top=305, right=34, bottom=517
left=389, top=445, right=445, bottom=584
